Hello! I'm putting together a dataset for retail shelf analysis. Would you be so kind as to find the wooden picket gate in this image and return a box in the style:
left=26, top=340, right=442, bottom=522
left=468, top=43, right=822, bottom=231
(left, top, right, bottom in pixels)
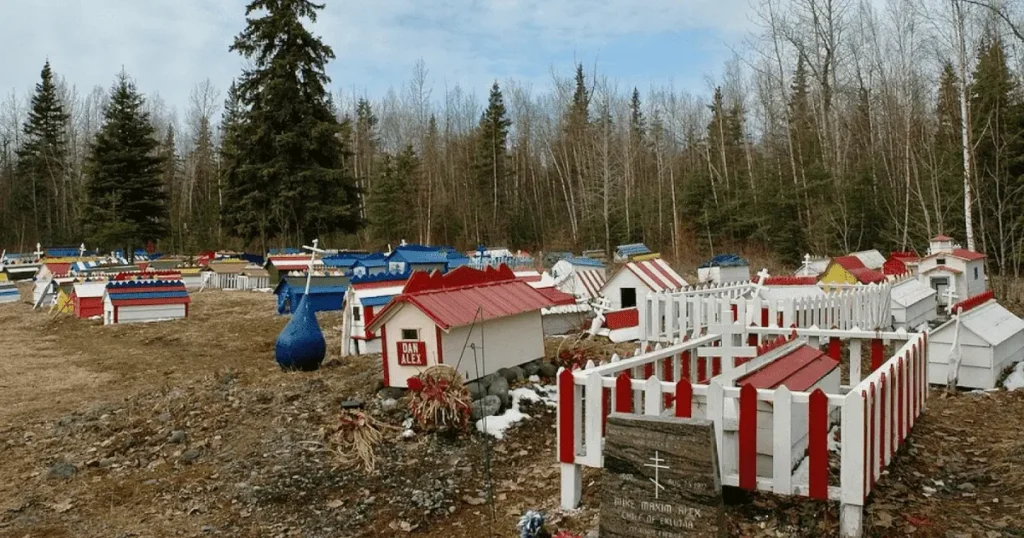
left=557, top=325, right=927, bottom=538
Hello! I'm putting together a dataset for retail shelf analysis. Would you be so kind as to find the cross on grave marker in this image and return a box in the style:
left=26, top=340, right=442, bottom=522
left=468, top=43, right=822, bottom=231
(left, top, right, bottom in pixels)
left=601, top=414, right=725, bottom=537
left=79, top=243, right=86, bottom=258
left=301, top=239, right=327, bottom=295
left=34, top=243, right=44, bottom=261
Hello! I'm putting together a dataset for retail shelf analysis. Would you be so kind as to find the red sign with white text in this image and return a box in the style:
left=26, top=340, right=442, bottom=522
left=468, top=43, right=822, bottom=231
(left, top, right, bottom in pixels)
left=398, top=341, right=427, bottom=366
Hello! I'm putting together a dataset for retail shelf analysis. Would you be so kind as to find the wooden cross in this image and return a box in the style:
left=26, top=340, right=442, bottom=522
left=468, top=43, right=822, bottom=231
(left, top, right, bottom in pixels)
left=34, top=243, right=44, bottom=261
left=79, top=243, right=86, bottom=258
left=301, top=239, right=327, bottom=295
left=747, top=268, right=770, bottom=312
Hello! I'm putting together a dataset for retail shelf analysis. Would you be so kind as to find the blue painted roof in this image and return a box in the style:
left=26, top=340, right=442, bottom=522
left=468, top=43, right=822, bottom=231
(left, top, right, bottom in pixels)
left=699, top=254, right=748, bottom=268
left=323, top=252, right=375, bottom=269
left=350, top=270, right=409, bottom=284
left=360, top=295, right=395, bottom=307
left=45, top=247, right=87, bottom=257
left=388, top=245, right=449, bottom=265
left=616, top=243, right=652, bottom=257
left=564, top=256, right=605, bottom=268
left=354, top=253, right=388, bottom=268
left=274, top=279, right=348, bottom=295
left=269, top=248, right=302, bottom=255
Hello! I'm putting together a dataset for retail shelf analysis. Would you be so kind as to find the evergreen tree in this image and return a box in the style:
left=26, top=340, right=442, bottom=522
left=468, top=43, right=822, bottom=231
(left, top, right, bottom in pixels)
left=158, top=125, right=182, bottom=251
left=475, top=81, right=511, bottom=241
left=367, top=146, right=417, bottom=243
left=84, top=71, right=167, bottom=255
left=969, top=36, right=1024, bottom=269
left=629, top=87, right=645, bottom=140
left=226, top=0, right=361, bottom=248
left=933, top=62, right=967, bottom=237
left=16, top=60, right=69, bottom=243
left=191, top=114, right=219, bottom=249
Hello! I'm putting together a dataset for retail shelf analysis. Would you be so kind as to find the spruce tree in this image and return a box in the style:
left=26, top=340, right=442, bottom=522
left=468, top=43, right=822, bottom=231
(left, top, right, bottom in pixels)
left=84, top=71, right=167, bottom=255
left=475, top=81, right=511, bottom=240
left=158, top=125, right=182, bottom=252
left=16, top=60, right=69, bottom=243
left=226, top=0, right=361, bottom=247
left=367, top=146, right=417, bottom=243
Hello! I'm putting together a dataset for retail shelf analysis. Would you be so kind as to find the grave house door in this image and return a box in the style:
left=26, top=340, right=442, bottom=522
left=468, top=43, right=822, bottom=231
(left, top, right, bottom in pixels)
left=621, top=287, right=637, bottom=309
left=931, top=277, right=949, bottom=305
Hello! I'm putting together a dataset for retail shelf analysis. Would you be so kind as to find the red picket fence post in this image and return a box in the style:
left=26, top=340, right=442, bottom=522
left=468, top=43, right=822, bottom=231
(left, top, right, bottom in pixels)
left=739, top=384, right=758, bottom=491
left=808, top=389, right=829, bottom=500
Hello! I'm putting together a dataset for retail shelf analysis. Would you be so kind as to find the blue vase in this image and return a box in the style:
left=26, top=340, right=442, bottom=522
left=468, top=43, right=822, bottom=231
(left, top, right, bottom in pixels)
left=275, top=295, right=326, bottom=371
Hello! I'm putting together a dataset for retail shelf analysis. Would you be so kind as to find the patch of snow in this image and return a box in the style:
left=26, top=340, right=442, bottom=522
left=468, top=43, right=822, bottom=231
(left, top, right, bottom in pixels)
left=528, top=375, right=541, bottom=383
left=476, top=386, right=559, bottom=439
left=827, top=425, right=842, bottom=452
left=1004, top=361, right=1024, bottom=391
left=253, top=288, right=273, bottom=293
left=791, top=457, right=810, bottom=486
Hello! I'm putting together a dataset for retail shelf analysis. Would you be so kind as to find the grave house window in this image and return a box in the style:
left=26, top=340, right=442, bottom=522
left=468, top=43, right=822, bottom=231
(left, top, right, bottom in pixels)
left=974, top=267, right=979, bottom=280
left=401, top=328, right=420, bottom=341
left=936, top=258, right=946, bottom=266
left=621, top=287, right=637, bottom=309
left=352, top=307, right=361, bottom=321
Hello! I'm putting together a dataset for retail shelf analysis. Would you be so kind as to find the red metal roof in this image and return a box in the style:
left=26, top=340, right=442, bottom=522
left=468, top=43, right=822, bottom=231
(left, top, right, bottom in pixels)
left=622, top=259, right=687, bottom=292
left=534, top=287, right=577, bottom=306
left=883, top=253, right=919, bottom=276
left=44, top=263, right=72, bottom=276
left=832, top=256, right=886, bottom=284
left=758, top=275, right=818, bottom=286
left=369, top=265, right=558, bottom=331
left=951, top=248, right=986, bottom=261
left=737, top=345, right=838, bottom=392
left=950, top=290, right=995, bottom=315
left=931, top=234, right=953, bottom=241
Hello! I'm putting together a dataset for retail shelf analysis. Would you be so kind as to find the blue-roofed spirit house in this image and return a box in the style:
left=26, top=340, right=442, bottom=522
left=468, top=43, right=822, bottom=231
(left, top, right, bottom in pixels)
left=697, top=254, right=751, bottom=284
left=340, top=272, right=409, bottom=356
left=275, top=240, right=327, bottom=371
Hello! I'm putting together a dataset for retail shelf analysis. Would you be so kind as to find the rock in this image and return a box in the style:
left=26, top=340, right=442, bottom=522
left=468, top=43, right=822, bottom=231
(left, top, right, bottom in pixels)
left=168, top=430, right=187, bottom=444
left=466, top=381, right=486, bottom=401
left=538, top=361, right=559, bottom=378
left=470, top=396, right=502, bottom=420
left=157, top=412, right=172, bottom=423
left=501, top=366, right=525, bottom=383
left=99, top=457, right=116, bottom=468
left=380, top=398, right=398, bottom=411
left=528, top=375, right=541, bottom=383
left=522, top=361, right=541, bottom=376
left=378, top=387, right=407, bottom=400
left=47, top=462, right=77, bottom=480
left=181, top=449, right=202, bottom=463
left=340, top=400, right=364, bottom=410
left=478, top=373, right=500, bottom=389
left=487, top=376, right=510, bottom=407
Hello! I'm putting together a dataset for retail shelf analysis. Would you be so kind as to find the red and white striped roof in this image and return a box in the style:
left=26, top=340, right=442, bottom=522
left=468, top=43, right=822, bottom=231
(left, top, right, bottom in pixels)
left=574, top=268, right=606, bottom=300
left=623, top=259, right=688, bottom=292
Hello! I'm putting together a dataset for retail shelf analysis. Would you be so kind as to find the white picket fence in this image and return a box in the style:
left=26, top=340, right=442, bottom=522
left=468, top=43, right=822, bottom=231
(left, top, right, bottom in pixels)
left=201, top=272, right=269, bottom=291
left=640, top=282, right=893, bottom=343
left=558, top=315, right=926, bottom=538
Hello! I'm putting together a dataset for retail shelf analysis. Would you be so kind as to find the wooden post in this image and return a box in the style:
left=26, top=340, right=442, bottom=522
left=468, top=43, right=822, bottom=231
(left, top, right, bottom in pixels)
left=557, top=368, right=582, bottom=509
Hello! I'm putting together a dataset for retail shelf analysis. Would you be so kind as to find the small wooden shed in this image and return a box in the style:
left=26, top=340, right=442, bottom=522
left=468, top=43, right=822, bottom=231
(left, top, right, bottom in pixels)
left=72, top=281, right=107, bottom=319
left=698, top=254, right=751, bottom=284
left=274, top=275, right=349, bottom=315
left=103, top=280, right=191, bottom=325
left=820, top=256, right=886, bottom=288
left=365, top=265, right=557, bottom=388
left=341, top=272, right=408, bottom=356
left=928, top=291, right=1024, bottom=389
left=600, top=258, right=688, bottom=310
left=889, top=278, right=936, bottom=330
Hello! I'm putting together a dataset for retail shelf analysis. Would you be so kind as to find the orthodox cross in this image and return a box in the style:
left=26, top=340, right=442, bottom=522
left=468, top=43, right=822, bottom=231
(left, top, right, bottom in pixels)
left=644, top=451, right=669, bottom=499
left=301, top=239, right=327, bottom=295
left=34, top=243, right=44, bottom=261
left=944, top=286, right=959, bottom=316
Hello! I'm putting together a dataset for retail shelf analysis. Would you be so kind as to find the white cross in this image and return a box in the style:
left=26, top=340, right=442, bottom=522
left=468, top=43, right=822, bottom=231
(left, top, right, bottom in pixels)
left=301, top=239, right=327, bottom=295
left=747, top=267, right=770, bottom=303
left=34, top=243, right=44, bottom=261
left=79, top=243, right=86, bottom=258
left=943, top=286, right=958, bottom=315
left=644, top=451, right=669, bottom=499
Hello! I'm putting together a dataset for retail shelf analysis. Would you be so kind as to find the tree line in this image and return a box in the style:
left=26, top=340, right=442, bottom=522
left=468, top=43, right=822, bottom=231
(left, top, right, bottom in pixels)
left=1, top=0, right=1022, bottom=275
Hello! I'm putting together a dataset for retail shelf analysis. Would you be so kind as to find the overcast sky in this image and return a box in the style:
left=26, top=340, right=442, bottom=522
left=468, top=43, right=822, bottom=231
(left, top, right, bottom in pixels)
left=1, top=0, right=757, bottom=117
